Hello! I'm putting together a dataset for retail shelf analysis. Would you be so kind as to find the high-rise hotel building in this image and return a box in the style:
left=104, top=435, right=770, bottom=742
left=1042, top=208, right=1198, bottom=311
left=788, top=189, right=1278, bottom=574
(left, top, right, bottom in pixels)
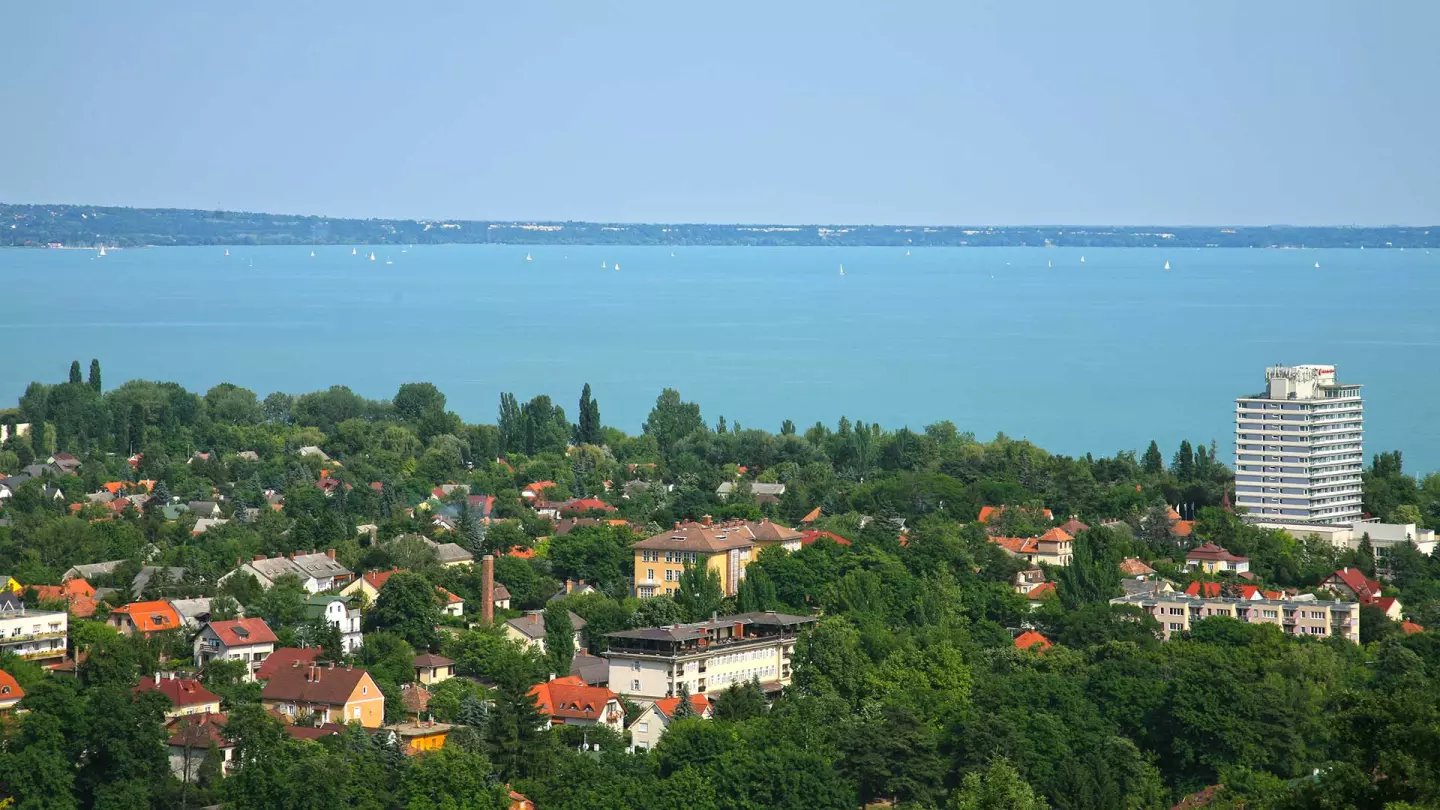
left=1234, top=365, right=1363, bottom=524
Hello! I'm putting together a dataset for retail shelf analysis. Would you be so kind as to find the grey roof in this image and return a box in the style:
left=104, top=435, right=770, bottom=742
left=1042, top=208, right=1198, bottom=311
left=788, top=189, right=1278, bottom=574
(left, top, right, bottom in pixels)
left=505, top=610, right=586, bottom=641
left=291, top=552, right=352, bottom=580
left=571, top=651, right=609, bottom=686
left=297, top=445, right=331, bottom=460
left=607, top=611, right=815, bottom=642
left=131, top=566, right=187, bottom=598
left=63, top=559, right=126, bottom=581
left=431, top=542, right=474, bottom=565
left=716, top=481, right=787, bottom=497
left=22, top=464, right=51, bottom=478
left=86, top=491, right=115, bottom=504
left=188, top=501, right=221, bottom=516
left=1120, top=578, right=1174, bottom=597
left=236, top=451, right=260, bottom=461
left=193, top=518, right=229, bottom=534
left=0, top=474, right=33, bottom=492
left=493, top=583, right=512, bottom=601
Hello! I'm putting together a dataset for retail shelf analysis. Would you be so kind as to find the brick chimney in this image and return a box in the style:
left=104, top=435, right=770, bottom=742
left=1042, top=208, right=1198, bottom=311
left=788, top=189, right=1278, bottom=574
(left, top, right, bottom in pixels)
left=326, top=549, right=336, bottom=560
left=701, top=514, right=712, bottom=527
left=481, top=554, right=495, bottom=625
left=253, top=554, right=266, bottom=562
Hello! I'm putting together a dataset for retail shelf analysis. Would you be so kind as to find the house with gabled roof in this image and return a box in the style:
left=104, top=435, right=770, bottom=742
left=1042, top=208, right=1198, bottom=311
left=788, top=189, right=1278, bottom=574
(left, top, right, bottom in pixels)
left=528, top=675, right=624, bottom=731
left=988, top=528, right=1074, bottom=567
left=504, top=610, right=587, bottom=654
left=136, top=672, right=222, bottom=718
left=303, top=594, right=363, bottom=653
left=108, top=600, right=183, bottom=638
left=521, top=481, right=556, bottom=500
left=1185, top=544, right=1250, bottom=575
left=628, top=692, right=711, bottom=751
left=1319, top=567, right=1384, bottom=603
left=166, top=712, right=235, bottom=780
left=194, top=618, right=278, bottom=677
left=261, top=662, right=384, bottom=727
left=0, top=670, right=25, bottom=711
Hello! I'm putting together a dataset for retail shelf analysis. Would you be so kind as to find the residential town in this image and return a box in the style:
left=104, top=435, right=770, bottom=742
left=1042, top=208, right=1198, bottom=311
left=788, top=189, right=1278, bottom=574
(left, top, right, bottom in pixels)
left=1, top=366, right=1438, bottom=810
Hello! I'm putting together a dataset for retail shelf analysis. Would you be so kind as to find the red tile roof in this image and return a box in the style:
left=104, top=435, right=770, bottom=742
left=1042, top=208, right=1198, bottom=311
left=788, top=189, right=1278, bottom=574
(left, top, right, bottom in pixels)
left=990, top=536, right=1039, bottom=554
left=1373, top=596, right=1399, bottom=615
left=136, top=675, right=221, bottom=709
left=505, top=546, right=536, bottom=559
left=1026, top=582, right=1057, bottom=600
left=1014, top=631, right=1051, bottom=652
left=800, top=529, right=852, bottom=547
left=528, top=675, right=620, bottom=723
left=256, top=647, right=322, bottom=681
left=207, top=618, right=279, bottom=647
left=1037, top=528, right=1074, bottom=543
left=362, top=568, right=403, bottom=591
left=1324, top=568, right=1384, bottom=603
left=1172, top=520, right=1195, bottom=538
left=436, top=587, right=463, bottom=605
left=1058, top=518, right=1090, bottom=535
left=166, top=712, right=231, bottom=748
left=1401, top=621, right=1425, bottom=635
left=560, top=497, right=616, bottom=514
left=112, top=601, right=183, bottom=634
left=654, top=693, right=711, bottom=719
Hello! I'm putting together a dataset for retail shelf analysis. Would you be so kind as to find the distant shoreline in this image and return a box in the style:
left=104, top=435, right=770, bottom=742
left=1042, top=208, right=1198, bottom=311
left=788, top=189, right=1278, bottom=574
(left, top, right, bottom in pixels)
left=3, top=202, right=1436, bottom=249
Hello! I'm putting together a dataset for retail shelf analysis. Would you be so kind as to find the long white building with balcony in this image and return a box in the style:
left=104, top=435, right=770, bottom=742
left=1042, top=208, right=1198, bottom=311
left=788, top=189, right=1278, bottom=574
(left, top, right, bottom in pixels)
left=0, top=601, right=68, bottom=666
left=1235, top=364, right=1363, bottom=524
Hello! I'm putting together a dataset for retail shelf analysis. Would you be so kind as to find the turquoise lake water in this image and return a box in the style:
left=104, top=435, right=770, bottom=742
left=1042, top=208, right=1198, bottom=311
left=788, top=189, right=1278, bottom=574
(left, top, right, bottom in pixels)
left=3, top=245, right=1438, bottom=473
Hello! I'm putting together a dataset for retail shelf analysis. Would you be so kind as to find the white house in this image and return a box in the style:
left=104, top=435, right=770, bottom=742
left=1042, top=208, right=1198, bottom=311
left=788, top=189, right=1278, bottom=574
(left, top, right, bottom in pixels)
left=194, top=618, right=278, bottom=679
left=628, top=693, right=712, bottom=752
left=504, top=610, right=587, bottom=654
left=304, top=595, right=363, bottom=653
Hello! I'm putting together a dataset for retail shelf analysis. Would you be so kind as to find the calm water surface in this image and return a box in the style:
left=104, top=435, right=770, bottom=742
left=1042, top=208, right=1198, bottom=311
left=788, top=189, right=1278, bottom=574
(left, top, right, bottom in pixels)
left=2, top=245, right=1438, bottom=472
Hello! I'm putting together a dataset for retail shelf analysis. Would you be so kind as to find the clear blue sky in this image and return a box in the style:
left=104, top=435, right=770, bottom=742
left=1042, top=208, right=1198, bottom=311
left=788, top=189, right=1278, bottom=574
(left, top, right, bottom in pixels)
left=3, top=1, right=1437, bottom=225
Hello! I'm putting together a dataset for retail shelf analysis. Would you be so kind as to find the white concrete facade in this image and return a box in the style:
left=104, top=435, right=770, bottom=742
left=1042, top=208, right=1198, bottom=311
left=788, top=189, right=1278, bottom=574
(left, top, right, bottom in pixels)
left=1235, top=364, right=1363, bottom=524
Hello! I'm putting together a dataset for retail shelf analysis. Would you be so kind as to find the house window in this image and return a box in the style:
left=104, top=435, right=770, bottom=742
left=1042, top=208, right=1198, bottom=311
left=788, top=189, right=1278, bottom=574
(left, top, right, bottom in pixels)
left=632, top=660, right=641, bottom=671
left=362, top=686, right=368, bottom=695
left=665, top=570, right=674, bottom=582
left=631, top=680, right=641, bottom=691
left=647, top=569, right=654, bottom=581
left=637, top=722, right=649, bottom=732
left=353, top=706, right=361, bottom=718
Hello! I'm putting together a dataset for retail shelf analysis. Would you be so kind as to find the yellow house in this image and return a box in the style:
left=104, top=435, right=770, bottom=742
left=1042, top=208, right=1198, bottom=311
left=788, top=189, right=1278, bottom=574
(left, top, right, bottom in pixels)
left=384, top=720, right=452, bottom=754
left=260, top=663, right=385, bottom=728
left=0, top=576, right=22, bottom=594
left=633, top=517, right=770, bottom=598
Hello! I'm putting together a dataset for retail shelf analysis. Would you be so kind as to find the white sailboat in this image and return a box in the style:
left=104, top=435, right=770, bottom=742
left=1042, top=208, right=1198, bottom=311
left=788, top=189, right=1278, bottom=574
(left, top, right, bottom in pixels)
left=98, top=246, right=107, bottom=257
left=1314, top=261, right=1321, bottom=269
left=369, top=251, right=376, bottom=261
left=1047, top=259, right=1052, bottom=268
left=352, top=247, right=358, bottom=256
left=905, top=250, right=911, bottom=256
left=385, top=259, right=393, bottom=265
left=525, top=253, right=532, bottom=262
left=1163, top=260, right=1171, bottom=271
left=1080, top=255, right=1085, bottom=263
left=839, top=264, right=845, bottom=276
left=224, top=248, right=230, bottom=257
left=602, top=261, right=607, bottom=269
left=310, top=250, right=316, bottom=258
left=614, top=263, right=620, bottom=270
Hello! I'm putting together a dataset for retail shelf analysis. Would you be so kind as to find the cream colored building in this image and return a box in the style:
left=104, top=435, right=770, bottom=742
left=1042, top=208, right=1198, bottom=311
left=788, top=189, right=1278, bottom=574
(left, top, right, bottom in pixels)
left=604, top=611, right=814, bottom=700
left=1110, top=592, right=1359, bottom=643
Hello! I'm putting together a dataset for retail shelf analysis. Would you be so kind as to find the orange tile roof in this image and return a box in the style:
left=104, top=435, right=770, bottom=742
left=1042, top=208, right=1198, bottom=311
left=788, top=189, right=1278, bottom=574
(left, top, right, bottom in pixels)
left=522, top=481, right=556, bottom=499
left=362, top=568, right=403, bottom=591
left=505, top=546, right=536, bottom=559
left=101, top=481, right=132, bottom=495
left=1014, top=631, right=1051, bottom=653
left=799, top=506, right=822, bottom=524
left=437, top=586, right=463, bottom=604
left=990, top=536, right=1038, bottom=554
left=0, top=670, right=24, bottom=702
left=1172, top=520, right=1195, bottom=538
left=1166, top=506, right=1182, bottom=521
left=1401, top=621, right=1425, bottom=635
left=654, top=693, right=711, bottom=719
left=111, top=601, right=183, bottom=634
left=207, top=618, right=279, bottom=647
left=978, top=505, right=1054, bottom=524
left=800, top=530, right=852, bottom=547
left=1037, top=528, right=1074, bottom=543
left=528, top=675, right=620, bottom=723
